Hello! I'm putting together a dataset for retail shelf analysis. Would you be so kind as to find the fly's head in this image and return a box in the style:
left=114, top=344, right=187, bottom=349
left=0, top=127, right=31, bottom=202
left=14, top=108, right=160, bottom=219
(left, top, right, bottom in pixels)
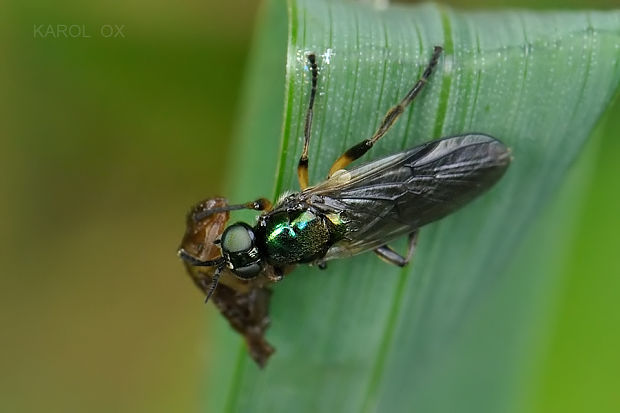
left=219, top=222, right=264, bottom=279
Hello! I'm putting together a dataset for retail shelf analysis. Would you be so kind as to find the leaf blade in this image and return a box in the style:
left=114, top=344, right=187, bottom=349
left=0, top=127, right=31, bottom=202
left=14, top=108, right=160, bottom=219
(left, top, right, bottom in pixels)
left=211, top=1, right=620, bottom=412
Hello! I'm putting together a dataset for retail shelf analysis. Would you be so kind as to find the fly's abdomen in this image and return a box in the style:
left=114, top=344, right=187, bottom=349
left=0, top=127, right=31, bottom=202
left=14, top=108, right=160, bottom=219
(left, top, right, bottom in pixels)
left=261, top=210, right=334, bottom=265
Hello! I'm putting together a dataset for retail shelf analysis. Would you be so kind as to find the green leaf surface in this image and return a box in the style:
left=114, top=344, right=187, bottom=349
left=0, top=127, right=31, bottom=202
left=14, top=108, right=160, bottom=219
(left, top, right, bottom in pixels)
left=205, top=1, right=620, bottom=412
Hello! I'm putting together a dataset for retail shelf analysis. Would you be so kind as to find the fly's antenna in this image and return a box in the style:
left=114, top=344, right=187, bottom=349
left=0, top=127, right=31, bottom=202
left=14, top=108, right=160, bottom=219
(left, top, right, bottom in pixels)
left=205, top=266, right=223, bottom=303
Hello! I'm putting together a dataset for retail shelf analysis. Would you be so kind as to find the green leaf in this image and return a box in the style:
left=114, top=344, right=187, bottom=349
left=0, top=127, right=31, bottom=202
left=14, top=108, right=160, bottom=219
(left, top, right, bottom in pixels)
left=204, top=1, right=620, bottom=412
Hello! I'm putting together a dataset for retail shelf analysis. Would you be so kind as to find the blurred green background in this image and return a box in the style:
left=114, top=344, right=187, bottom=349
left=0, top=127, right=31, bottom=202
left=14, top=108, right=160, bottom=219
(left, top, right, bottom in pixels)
left=2, top=0, right=618, bottom=412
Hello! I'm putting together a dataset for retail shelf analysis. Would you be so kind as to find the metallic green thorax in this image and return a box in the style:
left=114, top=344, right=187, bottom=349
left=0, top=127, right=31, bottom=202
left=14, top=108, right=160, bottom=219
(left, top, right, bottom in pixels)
left=260, top=210, right=344, bottom=266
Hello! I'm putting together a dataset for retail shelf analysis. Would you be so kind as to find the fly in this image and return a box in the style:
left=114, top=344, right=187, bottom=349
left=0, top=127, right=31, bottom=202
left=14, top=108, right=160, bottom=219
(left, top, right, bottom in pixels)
left=178, top=46, right=511, bottom=367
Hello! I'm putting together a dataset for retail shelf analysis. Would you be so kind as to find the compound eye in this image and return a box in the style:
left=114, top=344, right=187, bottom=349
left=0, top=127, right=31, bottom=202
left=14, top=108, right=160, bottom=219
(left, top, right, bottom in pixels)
left=221, top=223, right=254, bottom=253
left=234, top=263, right=262, bottom=279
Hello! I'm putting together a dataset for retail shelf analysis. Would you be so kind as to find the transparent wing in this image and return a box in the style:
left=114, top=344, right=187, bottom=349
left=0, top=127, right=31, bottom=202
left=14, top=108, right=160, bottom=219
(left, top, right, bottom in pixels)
left=305, top=134, right=511, bottom=258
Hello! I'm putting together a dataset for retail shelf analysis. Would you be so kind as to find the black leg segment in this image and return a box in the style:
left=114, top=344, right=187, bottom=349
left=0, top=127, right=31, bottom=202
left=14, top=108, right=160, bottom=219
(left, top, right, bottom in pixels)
left=297, top=53, right=319, bottom=190
left=328, top=46, right=443, bottom=176
left=373, top=231, right=419, bottom=267
left=191, top=198, right=272, bottom=222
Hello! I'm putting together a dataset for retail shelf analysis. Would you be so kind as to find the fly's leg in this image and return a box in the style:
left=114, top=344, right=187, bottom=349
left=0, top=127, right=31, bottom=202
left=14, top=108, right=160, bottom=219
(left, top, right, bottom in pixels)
left=176, top=251, right=225, bottom=303
left=178, top=252, right=225, bottom=267
left=313, top=258, right=327, bottom=270
left=264, top=266, right=285, bottom=282
left=297, top=53, right=319, bottom=190
left=328, top=46, right=443, bottom=176
left=373, top=231, right=419, bottom=267
left=191, top=198, right=272, bottom=222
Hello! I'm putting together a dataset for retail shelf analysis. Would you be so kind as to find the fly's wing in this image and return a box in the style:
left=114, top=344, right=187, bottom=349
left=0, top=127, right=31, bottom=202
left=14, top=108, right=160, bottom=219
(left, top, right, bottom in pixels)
left=307, top=134, right=511, bottom=258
